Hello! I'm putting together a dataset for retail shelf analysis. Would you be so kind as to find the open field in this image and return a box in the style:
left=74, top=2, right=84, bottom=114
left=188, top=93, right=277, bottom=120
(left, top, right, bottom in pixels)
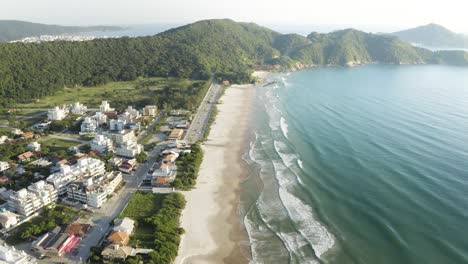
left=40, top=138, right=79, bottom=151
left=12, top=77, right=207, bottom=110
left=118, top=192, right=164, bottom=248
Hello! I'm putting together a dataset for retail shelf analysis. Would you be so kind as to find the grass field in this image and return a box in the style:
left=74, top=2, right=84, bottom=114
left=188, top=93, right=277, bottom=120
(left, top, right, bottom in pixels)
left=40, top=138, right=80, bottom=152
left=13, top=77, right=200, bottom=109
left=118, top=192, right=165, bottom=248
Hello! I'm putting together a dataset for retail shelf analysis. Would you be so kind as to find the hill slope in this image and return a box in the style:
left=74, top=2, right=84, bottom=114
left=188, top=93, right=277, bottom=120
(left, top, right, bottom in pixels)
left=283, top=29, right=432, bottom=67
left=391, top=23, right=468, bottom=48
left=0, top=19, right=467, bottom=107
left=0, top=20, right=122, bottom=42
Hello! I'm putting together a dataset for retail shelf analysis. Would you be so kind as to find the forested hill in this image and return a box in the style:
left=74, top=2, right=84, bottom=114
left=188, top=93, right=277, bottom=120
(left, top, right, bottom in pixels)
left=0, top=19, right=467, bottom=107
left=0, top=20, right=122, bottom=42
left=391, top=23, right=468, bottom=48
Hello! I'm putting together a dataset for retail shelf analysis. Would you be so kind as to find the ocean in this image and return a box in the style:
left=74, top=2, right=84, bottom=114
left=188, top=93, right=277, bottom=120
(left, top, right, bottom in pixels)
left=241, top=65, right=468, bottom=264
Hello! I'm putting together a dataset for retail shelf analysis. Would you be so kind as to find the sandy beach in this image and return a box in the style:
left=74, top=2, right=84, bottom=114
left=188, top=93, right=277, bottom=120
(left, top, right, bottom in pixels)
left=175, top=79, right=263, bottom=264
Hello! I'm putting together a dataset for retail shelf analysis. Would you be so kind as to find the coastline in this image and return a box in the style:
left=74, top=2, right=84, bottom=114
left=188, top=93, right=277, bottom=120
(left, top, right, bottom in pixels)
left=175, top=73, right=269, bottom=264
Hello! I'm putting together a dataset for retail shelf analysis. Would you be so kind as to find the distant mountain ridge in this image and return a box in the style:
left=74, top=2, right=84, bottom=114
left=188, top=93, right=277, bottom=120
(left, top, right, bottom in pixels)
left=0, top=20, right=123, bottom=42
left=391, top=23, right=468, bottom=48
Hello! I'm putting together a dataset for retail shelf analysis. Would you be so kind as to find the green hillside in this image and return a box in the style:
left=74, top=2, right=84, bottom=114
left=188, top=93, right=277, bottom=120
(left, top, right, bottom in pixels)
left=0, top=20, right=122, bottom=42
left=0, top=19, right=467, bottom=107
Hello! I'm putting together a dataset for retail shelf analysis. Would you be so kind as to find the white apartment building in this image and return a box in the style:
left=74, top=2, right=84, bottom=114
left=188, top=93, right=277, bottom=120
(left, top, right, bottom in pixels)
left=8, top=181, right=57, bottom=217
left=125, top=106, right=140, bottom=119
left=109, top=119, right=126, bottom=131
left=47, top=106, right=68, bottom=121
left=0, top=162, right=9, bottom=173
left=116, top=141, right=143, bottom=158
left=100, top=101, right=114, bottom=113
left=142, top=105, right=158, bottom=117
left=80, top=117, right=98, bottom=134
left=111, top=130, right=136, bottom=144
left=26, top=142, right=41, bottom=152
left=93, top=111, right=108, bottom=125
left=46, top=157, right=106, bottom=195
left=66, top=171, right=123, bottom=208
left=91, top=135, right=114, bottom=153
left=0, top=243, right=36, bottom=264
left=70, top=102, right=87, bottom=115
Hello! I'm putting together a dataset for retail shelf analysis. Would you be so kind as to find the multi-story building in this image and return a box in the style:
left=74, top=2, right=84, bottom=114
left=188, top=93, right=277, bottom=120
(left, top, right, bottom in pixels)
left=0, top=243, right=36, bottom=263
left=142, top=105, right=158, bottom=117
left=8, top=181, right=57, bottom=217
left=115, top=141, right=143, bottom=158
left=100, top=101, right=114, bottom=113
left=80, top=117, right=98, bottom=134
left=109, top=119, right=126, bottom=131
left=47, top=106, right=68, bottom=121
left=124, top=106, right=140, bottom=119
left=91, top=135, right=114, bottom=153
left=70, top=102, right=87, bottom=115
left=46, top=158, right=106, bottom=195
left=66, top=171, right=123, bottom=208
left=93, top=111, right=108, bottom=125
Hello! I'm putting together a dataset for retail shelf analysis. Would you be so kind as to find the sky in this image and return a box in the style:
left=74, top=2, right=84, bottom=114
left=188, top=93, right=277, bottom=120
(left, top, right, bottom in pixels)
left=2, top=0, right=468, bottom=33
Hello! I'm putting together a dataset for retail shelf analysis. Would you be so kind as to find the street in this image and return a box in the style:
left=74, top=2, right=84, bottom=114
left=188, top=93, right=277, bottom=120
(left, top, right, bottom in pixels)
left=184, top=83, right=223, bottom=143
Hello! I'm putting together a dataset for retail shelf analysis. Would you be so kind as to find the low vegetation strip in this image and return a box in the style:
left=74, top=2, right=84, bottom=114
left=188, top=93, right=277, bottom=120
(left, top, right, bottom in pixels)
left=94, top=192, right=186, bottom=264
left=173, top=143, right=203, bottom=190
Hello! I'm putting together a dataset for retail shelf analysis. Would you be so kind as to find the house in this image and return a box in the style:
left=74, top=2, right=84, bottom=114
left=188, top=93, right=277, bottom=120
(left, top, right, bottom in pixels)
left=168, top=129, right=184, bottom=141
left=118, top=163, right=132, bottom=173
left=0, top=211, right=19, bottom=229
left=101, top=244, right=134, bottom=260
left=107, top=231, right=129, bottom=246
left=0, top=162, right=10, bottom=173
left=142, top=105, right=158, bottom=117
left=23, top=132, right=34, bottom=139
left=17, top=151, right=34, bottom=162
left=0, top=135, right=8, bottom=144
left=65, top=223, right=91, bottom=237
left=113, top=217, right=135, bottom=235
left=47, top=106, right=68, bottom=121
left=11, top=129, right=23, bottom=136
left=32, top=227, right=80, bottom=257
left=26, top=142, right=41, bottom=152
left=0, top=177, right=9, bottom=184
left=154, top=177, right=171, bottom=187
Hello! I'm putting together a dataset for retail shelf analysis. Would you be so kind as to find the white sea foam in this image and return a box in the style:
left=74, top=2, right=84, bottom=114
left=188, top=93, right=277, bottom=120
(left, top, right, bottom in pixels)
left=280, top=116, right=289, bottom=139
left=297, top=159, right=304, bottom=169
left=246, top=137, right=318, bottom=263
left=272, top=140, right=335, bottom=258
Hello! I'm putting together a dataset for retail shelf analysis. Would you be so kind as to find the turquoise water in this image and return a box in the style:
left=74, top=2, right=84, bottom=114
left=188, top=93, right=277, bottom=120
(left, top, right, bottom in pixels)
left=242, top=65, right=468, bottom=264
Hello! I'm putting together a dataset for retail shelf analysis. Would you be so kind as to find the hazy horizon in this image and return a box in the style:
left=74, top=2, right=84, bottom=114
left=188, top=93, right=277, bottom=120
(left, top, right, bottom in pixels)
left=2, top=0, right=468, bottom=34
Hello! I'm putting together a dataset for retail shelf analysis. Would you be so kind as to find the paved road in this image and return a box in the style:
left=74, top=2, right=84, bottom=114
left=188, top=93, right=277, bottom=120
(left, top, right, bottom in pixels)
left=184, top=83, right=223, bottom=143
left=67, top=143, right=165, bottom=263
left=137, top=113, right=163, bottom=143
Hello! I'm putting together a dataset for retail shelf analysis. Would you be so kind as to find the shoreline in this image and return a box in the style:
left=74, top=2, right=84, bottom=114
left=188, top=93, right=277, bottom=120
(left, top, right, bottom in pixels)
left=175, top=75, right=265, bottom=263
